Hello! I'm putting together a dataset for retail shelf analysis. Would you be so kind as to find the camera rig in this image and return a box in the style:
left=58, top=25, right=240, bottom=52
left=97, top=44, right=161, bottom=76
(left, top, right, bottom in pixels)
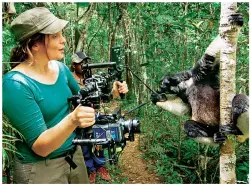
left=68, top=61, right=140, bottom=164
left=73, top=107, right=140, bottom=164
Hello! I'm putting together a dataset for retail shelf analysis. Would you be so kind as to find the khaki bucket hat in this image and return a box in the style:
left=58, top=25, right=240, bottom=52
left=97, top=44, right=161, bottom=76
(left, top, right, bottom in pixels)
left=11, top=7, right=68, bottom=42
left=71, top=52, right=91, bottom=64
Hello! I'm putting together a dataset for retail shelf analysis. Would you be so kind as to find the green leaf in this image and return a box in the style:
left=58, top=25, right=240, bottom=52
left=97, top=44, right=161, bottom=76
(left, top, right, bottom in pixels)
left=76, top=2, right=90, bottom=8
left=212, top=2, right=220, bottom=8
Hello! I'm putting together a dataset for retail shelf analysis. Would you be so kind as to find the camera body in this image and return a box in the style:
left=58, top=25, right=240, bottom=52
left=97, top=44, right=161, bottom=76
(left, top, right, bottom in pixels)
left=72, top=112, right=140, bottom=165
left=93, top=114, right=140, bottom=146
left=73, top=112, right=140, bottom=146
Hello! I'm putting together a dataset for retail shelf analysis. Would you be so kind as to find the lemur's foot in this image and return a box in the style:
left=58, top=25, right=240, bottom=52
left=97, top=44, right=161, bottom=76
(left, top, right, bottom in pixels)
left=219, top=124, right=242, bottom=135
left=229, top=13, right=244, bottom=27
left=213, top=132, right=227, bottom=143
left=184, top=120, right=218, bottom=138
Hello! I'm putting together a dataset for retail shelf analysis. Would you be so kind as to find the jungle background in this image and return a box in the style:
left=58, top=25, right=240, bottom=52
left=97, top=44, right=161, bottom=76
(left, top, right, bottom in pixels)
left=2, top=2, right=249, bottom=184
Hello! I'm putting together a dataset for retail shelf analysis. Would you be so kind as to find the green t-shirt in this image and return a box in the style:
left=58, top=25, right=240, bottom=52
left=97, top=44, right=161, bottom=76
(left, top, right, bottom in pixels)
left=2, top=61, right=80, bottom=163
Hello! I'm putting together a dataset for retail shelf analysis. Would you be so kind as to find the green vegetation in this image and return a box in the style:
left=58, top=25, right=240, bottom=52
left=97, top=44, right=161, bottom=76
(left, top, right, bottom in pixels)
left=2, top=2, right=249, bottom=184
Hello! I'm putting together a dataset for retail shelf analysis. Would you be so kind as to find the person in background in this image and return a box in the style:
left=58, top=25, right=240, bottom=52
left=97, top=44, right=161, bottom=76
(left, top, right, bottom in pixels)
left=2, top=7, right=95, bottom=184
left=71, top=52, right=90, bottom=88
left=71, top=52, right=128, bottom=183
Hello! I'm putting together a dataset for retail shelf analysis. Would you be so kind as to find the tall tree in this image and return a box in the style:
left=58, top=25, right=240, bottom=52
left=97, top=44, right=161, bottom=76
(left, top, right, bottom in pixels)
left=219, top=2, right=242, bottom=184
left=75, top=3, right=94, bottom=53
left=120, top=3, right=133, bottom=90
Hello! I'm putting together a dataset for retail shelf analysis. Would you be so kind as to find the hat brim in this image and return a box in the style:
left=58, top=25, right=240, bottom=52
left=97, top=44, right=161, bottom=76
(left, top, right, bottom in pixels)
left=73, top=57, right=91, bottom=64
left=39, top=18, right=68, bottom=34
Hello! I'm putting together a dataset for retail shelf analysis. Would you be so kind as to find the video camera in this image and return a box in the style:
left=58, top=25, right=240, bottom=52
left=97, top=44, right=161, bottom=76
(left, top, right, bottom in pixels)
left=72, top=107, right=140, bottom=164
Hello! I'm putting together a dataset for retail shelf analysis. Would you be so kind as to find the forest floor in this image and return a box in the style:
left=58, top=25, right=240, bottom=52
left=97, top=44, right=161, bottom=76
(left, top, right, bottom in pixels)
left=119, top=134, right=160, bottom=184
left=97, top=102, right=161, bottom=184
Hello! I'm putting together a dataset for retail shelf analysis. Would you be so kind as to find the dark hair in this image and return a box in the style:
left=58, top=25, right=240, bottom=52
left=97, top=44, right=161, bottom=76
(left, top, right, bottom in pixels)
left=9, top=33, right=45, bottom=69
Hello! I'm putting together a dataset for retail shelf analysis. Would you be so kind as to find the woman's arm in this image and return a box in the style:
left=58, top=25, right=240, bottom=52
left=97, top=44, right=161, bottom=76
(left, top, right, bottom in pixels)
left=32, top=105, right=95, bottom=157
left=3, top=80, right=94, bottom=157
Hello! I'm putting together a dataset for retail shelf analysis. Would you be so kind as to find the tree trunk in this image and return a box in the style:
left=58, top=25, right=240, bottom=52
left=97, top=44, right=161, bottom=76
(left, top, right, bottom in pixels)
left=120, top=3, right=133, bottom=91
left=219, top=2, right=242, bottom=184
left=75, top=3, right=94, bottom=53
left=137, top=3, right=147, bottom=104
left=107, top=3, right=123, bottom=61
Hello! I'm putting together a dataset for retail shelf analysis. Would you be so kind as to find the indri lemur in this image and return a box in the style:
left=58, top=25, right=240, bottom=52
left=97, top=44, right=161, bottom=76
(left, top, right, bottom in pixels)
left=151, top=13, right=249, bottom=146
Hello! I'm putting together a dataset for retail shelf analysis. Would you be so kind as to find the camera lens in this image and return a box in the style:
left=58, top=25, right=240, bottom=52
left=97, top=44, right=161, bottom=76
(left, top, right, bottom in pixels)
left=132, top=119, right=140, bottom=133
left=121, top=119, right=140, bottom=133
left=79, top=82, right=97, bottom=97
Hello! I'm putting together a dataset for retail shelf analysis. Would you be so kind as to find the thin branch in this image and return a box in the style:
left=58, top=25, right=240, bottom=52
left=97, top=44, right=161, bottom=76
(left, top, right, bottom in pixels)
left=77, top=3, right=93, bottom=22
left=87, top=15, right=107, bottom=51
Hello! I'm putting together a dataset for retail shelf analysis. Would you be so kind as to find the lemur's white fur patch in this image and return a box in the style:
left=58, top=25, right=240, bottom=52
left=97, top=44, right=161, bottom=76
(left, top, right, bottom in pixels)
left=156, top=97, right=190, bottom=116
left=179, top=78, right=194, bottom=89
left=205, top=35, right=223, bottom=57
left=170, top=78, right=194, bottom=92
left=170, top=78, right=194, bottom=93
left=236, top=111, right=249, bottom=143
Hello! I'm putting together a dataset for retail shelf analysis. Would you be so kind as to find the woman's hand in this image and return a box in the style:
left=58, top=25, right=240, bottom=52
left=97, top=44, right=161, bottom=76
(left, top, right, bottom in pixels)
left=112, top=81, right=128, bottom=98
left=70, top=105, right=95, bottom=128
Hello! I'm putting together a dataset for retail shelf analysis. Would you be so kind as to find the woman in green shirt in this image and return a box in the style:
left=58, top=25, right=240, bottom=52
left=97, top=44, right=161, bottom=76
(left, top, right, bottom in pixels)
left=3, top=7, right=95, bottom=184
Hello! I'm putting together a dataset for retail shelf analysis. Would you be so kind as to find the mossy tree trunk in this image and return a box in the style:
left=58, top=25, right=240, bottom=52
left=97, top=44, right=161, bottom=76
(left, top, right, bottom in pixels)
left=219, top=2, right=242, bottom=184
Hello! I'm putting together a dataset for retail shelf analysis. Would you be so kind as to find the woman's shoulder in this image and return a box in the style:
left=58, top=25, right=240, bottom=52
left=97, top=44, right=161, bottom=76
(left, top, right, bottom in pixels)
left=3, top=71, right=29, bottom=84
left=2, top=71, right=34, bottom=93
left=3, top=62, right=34, bottom=85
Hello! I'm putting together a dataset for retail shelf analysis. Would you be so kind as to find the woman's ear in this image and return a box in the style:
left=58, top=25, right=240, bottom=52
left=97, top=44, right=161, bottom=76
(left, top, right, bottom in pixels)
left=31, top=42, right=40, bottom=52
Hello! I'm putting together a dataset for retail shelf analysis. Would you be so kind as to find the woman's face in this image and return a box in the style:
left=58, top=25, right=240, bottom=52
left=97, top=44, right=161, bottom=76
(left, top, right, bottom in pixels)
left=44, top=31, right=66, bottom=61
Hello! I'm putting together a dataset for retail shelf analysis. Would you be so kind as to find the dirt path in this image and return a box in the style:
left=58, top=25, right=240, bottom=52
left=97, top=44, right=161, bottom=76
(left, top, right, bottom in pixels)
left=107, top=102, right=160, bottom=183
left=119, top=134, right=160, bottom=184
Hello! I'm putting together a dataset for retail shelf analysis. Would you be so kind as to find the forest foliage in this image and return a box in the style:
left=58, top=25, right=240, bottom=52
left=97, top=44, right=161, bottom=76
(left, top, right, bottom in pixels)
left=2, top=2, right=249, bottom=184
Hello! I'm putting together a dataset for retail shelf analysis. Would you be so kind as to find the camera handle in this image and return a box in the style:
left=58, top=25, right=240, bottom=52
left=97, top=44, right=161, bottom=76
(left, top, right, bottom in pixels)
left=118, top=80, right=125, bottom=99
left=80, top=102, right=96, bottom=139
left=72, top=138, right=111, bottom=145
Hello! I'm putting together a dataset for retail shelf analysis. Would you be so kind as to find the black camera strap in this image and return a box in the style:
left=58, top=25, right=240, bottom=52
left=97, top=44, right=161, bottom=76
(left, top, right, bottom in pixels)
left=125, top=65, right=156, bottom=93
left=64, top=147, right=77, bottom=170
left=65, top=155, right=77, bottom=170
